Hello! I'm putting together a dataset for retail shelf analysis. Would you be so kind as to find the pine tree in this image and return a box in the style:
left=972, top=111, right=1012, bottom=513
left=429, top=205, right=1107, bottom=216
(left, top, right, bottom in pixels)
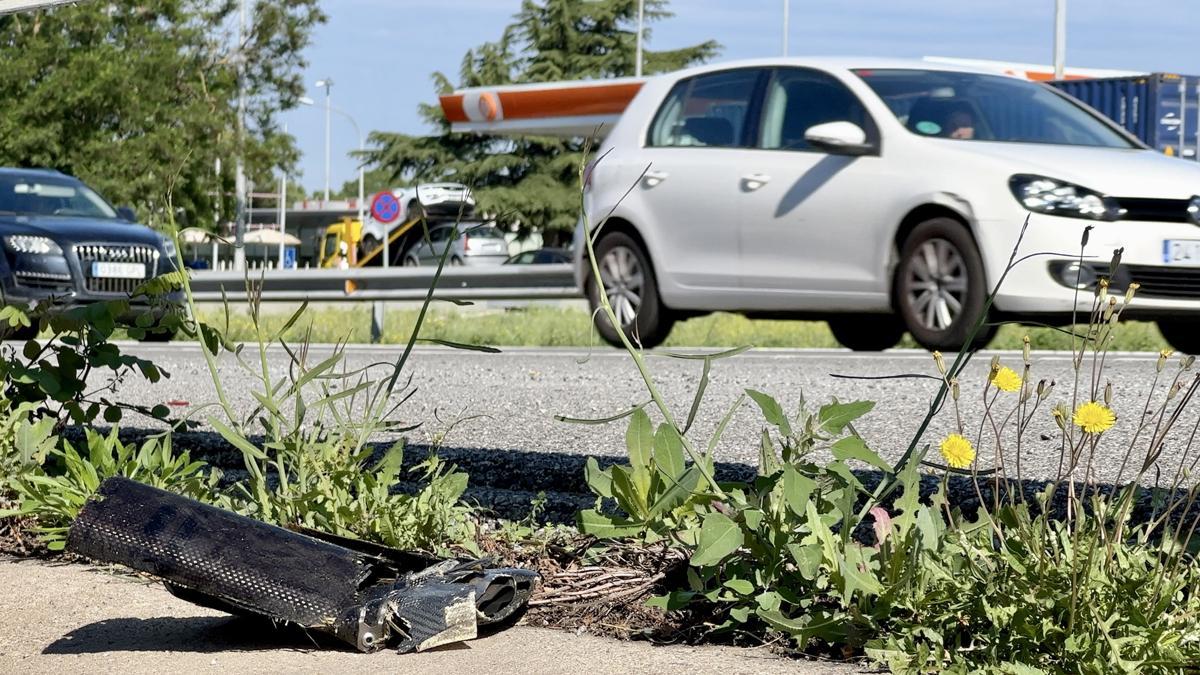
left=362, top=0, right=719, bottom=242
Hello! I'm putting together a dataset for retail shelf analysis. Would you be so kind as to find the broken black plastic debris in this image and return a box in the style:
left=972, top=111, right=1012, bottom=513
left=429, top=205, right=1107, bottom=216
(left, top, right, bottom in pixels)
left=65, top=477, right=536, bottom=653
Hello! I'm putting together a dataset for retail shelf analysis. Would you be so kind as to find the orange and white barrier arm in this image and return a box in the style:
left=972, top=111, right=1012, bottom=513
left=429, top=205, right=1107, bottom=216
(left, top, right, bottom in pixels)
left=439, top=77, right=647, bottom=138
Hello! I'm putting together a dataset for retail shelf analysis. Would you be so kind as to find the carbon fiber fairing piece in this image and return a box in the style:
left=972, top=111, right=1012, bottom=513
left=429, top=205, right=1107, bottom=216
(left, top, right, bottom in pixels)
left=65, top=477, right=537, bottom=653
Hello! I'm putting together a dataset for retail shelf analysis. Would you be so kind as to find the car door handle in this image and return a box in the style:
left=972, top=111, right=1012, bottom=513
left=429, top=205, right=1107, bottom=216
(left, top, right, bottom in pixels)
left=740, top=173, right=770, bottom=191
left=642, top=171, right=669, bottom=188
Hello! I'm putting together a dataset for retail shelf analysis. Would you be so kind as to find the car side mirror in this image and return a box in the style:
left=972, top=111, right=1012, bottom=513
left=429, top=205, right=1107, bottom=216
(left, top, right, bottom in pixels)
left=116, top=206, right=137, bottom=222
left=804, top=121, right=875, bottom=156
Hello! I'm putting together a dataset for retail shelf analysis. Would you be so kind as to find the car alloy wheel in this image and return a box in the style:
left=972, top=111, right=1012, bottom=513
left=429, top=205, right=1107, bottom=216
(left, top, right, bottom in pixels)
left=905, top=238, right=968, bottom=332
left=599, top=245, right=644, bottom=328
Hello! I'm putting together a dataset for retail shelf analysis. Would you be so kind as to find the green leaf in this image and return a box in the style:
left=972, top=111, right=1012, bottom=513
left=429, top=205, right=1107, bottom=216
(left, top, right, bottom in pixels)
left=783, top=466, right=817, bottom=517
left=208, top=417, right=266, bottom=461
left=691, top=512, right=742, bottom=567
left=745, top=389, right=792, bottom=437
left=648, top=465, right=701, bottom=517
left=584, top=456, right=613, bottom=498
left=818, top=400, right=875, bottom=434
left=577, top=509, right=643, bottom=538
left=416, top=338, right=501, bottom=353
left=626, top=408, right=654, bottom=471
left=652, top=423, right=685, bottom=480
left=724, top=578, right=754, bottom=595
left=645, top=590, right=696, bottom=611
left=830, top=436, right=892, bottom=473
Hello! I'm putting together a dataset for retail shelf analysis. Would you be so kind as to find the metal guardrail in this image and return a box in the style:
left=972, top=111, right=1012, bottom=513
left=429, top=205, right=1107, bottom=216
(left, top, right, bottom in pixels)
left=188, top=264, right=581, bottom=302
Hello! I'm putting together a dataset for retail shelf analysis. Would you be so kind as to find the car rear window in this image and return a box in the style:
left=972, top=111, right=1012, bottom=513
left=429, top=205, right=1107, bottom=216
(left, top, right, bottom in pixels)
left=648, top=69, right=762, bottom=148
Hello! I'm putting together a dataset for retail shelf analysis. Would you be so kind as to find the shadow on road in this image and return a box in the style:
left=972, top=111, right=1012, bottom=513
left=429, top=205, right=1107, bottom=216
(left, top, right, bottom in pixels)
left=43, top=615, right=348, bottom=654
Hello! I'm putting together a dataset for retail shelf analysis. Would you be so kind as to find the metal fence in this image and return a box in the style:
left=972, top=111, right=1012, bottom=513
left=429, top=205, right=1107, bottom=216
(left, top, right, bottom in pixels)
left=188, top=264, right=580, bottom=302
left=188, top=264, right=582, bottom=342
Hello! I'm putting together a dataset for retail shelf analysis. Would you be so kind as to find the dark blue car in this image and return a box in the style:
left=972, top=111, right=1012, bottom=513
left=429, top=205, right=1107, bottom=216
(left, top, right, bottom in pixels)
left=0, top=168, right=181, bottom=339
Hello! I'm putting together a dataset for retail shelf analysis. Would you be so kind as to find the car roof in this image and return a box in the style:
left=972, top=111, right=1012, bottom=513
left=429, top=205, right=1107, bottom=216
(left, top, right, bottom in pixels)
left=660, top=56, right=999, bottom=81
left=0, top=167, right=69, bottom=178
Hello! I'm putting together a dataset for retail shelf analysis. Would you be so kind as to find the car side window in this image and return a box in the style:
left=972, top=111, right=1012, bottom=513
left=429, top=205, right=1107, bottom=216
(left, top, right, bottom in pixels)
left=758, top=69, right=876, bottom=151
left=429, top=226, right=451, bottom=243
left=648, top=69, right=762, bottom=148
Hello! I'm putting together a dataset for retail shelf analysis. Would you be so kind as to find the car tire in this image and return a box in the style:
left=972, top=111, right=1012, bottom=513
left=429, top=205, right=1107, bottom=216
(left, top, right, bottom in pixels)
left=449, top=257, right=464, bottom=266
left=408, top=200, right=424, bottom=223
left=2, top=322, right=38, bottom=341
left=139, top=327, right=177, bottom=342
left=828, top=315, right=906, bottom=351
left=359, top=235, right=380, bottom=260
left=403, top=255, right=420, bottom=267
left=586, top=231, right=674, bottom=349
left=1156, top=318, right=1200, bottom=354
left=894, top=217, right=995, bottom=352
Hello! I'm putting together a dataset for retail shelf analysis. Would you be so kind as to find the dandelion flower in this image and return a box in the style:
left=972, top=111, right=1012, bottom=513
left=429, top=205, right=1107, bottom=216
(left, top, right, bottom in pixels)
left=1073, top=401, right=1116, bottom=434
left=1160, top=348, right=1175, bottom=359
left=939, top=434, right=975, bottom=469
left=989, top=366, right=1022, bottom=393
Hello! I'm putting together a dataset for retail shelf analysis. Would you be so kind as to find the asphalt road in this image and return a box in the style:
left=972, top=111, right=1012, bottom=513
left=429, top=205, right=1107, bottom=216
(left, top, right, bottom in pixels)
left=95, top=342, right=1200, bottom=494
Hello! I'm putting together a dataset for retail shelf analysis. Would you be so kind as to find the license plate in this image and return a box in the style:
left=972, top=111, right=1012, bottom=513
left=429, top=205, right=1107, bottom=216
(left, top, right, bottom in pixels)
left=91, top=261, right=146, bottom=279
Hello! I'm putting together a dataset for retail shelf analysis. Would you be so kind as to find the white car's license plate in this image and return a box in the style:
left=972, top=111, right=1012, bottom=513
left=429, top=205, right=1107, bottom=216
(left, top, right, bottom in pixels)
left=91, top=261, right=146, bottom=279
left=1163, top=240, right=1200, bottom=265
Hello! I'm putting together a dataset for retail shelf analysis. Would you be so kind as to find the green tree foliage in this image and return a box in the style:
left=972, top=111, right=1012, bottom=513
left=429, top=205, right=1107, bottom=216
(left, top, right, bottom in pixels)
left=0, top=1, right=324, bottom=229
left=362, top=0, right=719, bottom=242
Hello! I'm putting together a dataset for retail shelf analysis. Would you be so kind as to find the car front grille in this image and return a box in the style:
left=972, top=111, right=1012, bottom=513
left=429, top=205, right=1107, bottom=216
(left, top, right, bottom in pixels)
left=1123, top=264, right=1200, bottom=299
left=14, top=269, right=72, bottom=291
left=1115, top=198, right=1194, bottom=223
left=75, top=243, right=159, bottom=295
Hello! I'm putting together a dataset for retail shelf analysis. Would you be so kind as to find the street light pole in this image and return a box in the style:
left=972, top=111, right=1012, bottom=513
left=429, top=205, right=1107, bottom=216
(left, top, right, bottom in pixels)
left=233, top=0, right=247, bottom=271
left=316, top=78, right=334, bottom=202
left=634, top=0, right=644, bottom=77
left=300, top=96, right=367, bottom=264
left=1053, top=0, right=1066, bottom=80
left=782, top=0, right=789, bottom=57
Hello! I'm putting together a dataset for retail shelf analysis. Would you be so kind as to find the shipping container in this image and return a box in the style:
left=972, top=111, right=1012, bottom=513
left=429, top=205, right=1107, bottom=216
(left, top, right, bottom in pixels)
left=1050, top=73, right=1200, bottom=160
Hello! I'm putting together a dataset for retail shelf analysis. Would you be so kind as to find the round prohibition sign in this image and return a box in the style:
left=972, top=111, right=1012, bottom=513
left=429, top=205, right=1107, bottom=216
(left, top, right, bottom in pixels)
left=370, top=191, right=401, bottom=223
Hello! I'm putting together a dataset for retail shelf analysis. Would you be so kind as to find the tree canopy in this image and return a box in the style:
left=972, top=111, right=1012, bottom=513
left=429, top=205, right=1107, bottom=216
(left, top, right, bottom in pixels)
left=0, top=0, right=324, bottom=229
left=361, top=0, right=719, bottom=242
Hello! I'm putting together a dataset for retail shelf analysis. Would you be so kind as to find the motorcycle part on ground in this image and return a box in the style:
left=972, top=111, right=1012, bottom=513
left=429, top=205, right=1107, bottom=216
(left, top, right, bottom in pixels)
left=65, top=477, right=537, bottom=653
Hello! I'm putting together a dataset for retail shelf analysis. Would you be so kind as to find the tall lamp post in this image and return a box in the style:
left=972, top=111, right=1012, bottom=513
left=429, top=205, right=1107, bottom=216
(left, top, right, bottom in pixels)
left=300, top=96, right=367, bottom=263
left=1053, top=0, right=1066, bottom=80
left=315, top=78, right=334, bottom=203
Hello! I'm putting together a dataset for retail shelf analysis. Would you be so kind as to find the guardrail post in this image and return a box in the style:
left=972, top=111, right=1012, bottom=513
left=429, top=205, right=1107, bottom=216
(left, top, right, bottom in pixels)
left=370, top=301, right=385, bottom=343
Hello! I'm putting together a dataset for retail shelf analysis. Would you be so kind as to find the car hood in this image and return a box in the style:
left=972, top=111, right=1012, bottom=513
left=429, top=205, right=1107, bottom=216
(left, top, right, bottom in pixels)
left=0, top=216, right=162, bottom=247
left=929, top=141, right=1200, bottom=199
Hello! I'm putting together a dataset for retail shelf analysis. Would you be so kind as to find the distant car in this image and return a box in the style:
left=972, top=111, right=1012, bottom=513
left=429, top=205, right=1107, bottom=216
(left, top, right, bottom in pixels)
left=578, top=57, right=1200, bottom=352
left=0, top=168, right=180, bottom=339
left=403, top=221, right=509, bottom=266
left=503, top=247, right=571, bottom=265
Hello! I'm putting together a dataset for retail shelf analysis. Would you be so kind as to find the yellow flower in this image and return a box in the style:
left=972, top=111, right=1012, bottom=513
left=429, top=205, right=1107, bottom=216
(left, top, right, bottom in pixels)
left=1073, top=401, right=1116, bottom=434
left=939, top=434, right=976, bottom=469
left=1160, top=348, right=1175, bottom=359
left=989, top=366, right=1022, bottom=393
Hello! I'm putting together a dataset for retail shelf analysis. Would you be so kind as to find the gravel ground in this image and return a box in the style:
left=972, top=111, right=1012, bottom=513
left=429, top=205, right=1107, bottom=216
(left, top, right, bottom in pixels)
left=97, top=343, right=1199, bottom=482
left=0, top=558, right=860, bottom=674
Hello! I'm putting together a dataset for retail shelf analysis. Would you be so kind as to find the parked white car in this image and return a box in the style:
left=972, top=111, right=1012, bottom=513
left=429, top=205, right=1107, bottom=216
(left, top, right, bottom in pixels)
left=576, top=57, right=1200, bottom=351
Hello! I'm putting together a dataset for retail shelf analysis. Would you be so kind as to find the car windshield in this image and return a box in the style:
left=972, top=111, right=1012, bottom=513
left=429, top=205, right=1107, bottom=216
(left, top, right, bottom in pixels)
left=853, top=69, right=1136, bottom=149
left=0, top=174, right=118, bottom=218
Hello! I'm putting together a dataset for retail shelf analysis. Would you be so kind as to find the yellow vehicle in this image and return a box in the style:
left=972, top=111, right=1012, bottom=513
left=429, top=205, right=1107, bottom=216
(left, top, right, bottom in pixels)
left=317, top=217, right=362, bottom=268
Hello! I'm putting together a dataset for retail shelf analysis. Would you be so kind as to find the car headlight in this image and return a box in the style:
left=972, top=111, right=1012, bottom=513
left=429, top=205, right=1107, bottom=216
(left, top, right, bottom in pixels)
left=160, top=234, right=177, bottom=260
left=3, top=235, right=62, bottom=255
left=1009, top=174, right=1120, bottom=221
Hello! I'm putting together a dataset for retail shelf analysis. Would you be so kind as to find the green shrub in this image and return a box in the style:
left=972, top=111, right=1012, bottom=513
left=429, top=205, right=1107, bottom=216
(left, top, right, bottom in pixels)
left=573, top=160, right=1200, bottom=670
left=2, top=429, right=213, bottom=549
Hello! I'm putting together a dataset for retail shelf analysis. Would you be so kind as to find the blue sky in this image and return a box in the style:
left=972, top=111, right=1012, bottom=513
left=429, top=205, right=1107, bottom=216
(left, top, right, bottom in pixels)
left=280, top=0, right=1200, bottom=194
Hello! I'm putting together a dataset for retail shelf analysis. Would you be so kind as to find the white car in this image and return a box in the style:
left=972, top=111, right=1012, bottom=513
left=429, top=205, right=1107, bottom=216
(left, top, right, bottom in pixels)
left=576, top=57, right=1200, bottom=352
